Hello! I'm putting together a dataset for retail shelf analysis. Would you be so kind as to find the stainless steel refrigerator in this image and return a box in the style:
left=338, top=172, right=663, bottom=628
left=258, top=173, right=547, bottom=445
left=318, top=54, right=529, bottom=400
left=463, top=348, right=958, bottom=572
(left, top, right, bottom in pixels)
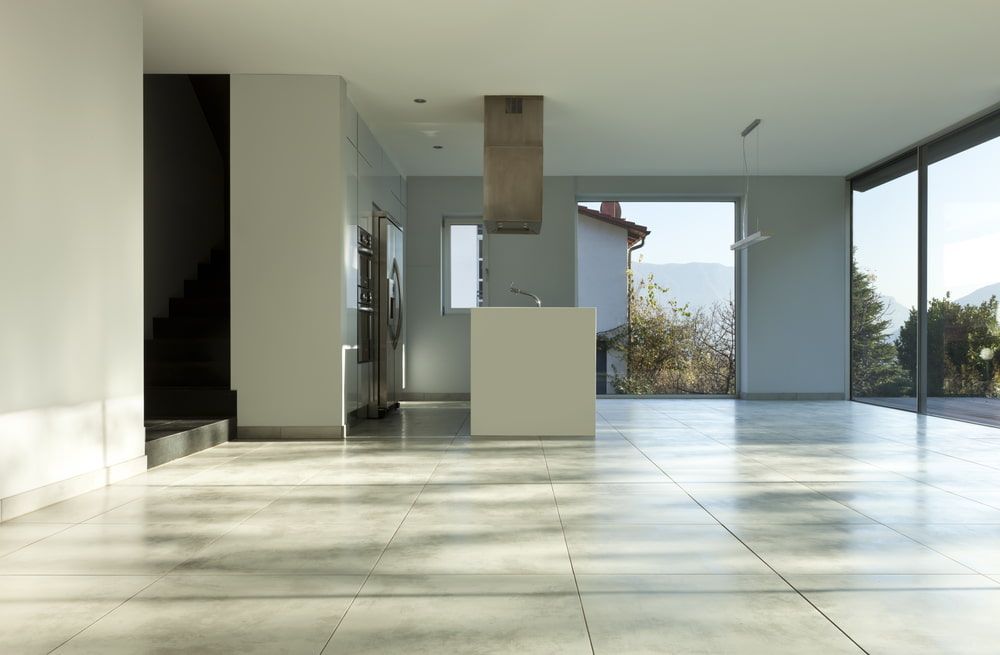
left=367, top=211, right=403, bottom=417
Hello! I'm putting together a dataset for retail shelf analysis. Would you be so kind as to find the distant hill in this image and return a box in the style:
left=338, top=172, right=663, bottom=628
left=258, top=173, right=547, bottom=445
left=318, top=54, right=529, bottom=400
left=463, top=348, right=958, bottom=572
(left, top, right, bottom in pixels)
left=632, top=262, right=734, bottom=310
left=957, top=283, right=1000, bottom=307
left=875, top=283, right=1000, bottom=340
left=879, top=294, right=912, bottom=339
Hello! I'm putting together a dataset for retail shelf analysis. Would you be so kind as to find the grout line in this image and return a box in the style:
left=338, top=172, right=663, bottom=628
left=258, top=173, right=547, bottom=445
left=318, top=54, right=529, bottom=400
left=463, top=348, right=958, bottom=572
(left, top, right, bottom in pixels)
left=601, top=414, right=872, bottom=655
left=540, top=437, right=597, bottom=655
left=317, top=434, right=455, bottom=654
left=801, top=483, right=984, bottom=575
left=45, top=473, right=303, bottom=654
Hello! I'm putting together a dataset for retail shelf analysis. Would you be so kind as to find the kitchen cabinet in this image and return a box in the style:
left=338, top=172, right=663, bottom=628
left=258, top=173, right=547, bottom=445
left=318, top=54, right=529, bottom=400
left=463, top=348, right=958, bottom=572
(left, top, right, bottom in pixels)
left=341, top=98, right=358, bottom=147
left=358, top=142, right=377, bottom=235
left=358, top=118, right=381, bottom=172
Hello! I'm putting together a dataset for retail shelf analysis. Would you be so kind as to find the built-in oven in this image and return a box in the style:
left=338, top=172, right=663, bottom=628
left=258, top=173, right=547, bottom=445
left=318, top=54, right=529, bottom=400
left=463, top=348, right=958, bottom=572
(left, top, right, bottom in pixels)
left=357, top=227, right=375, bottom=363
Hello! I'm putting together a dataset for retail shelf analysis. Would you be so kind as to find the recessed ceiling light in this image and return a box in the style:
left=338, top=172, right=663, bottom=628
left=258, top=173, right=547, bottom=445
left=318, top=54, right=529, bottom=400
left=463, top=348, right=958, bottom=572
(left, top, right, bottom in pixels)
left=433, top=145, right=443, bottom=150
left=413, top=98, right=427, bottom=104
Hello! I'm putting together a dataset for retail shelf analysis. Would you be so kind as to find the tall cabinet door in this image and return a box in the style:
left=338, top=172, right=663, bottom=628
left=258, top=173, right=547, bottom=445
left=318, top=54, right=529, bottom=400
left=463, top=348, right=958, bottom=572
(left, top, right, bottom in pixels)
left=357, top=147, right=377, bottom=415
left=343, top=135, right=360, bottom=419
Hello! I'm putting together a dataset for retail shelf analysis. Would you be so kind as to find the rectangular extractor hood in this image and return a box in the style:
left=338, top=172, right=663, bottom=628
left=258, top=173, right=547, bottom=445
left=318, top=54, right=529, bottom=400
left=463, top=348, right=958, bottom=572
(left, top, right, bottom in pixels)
left=483, top=95, right=543, bottom=234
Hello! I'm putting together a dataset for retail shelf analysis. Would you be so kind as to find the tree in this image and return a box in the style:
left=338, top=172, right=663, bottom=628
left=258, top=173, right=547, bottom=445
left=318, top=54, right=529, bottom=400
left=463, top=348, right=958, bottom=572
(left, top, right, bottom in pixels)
left=851, top=253, right=912, bottom=397
left=607, top=268, right=735, bottom=395
left=897, top=294, right=1000, bottom=397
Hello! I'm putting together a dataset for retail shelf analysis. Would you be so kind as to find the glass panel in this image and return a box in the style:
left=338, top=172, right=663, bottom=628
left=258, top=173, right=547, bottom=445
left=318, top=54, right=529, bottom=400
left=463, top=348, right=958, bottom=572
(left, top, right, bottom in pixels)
left=449, top=224, right=480, bottom=309
left=851, top=171, right=918, bottom=410
left=577, top=201, right=735, bottom=395
left=926, top=135, right=1000, bottom=426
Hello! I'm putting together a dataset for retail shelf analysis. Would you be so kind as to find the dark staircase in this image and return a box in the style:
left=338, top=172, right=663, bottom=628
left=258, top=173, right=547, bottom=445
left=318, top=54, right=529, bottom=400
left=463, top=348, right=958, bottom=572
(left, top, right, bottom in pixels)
left=145, top=246, right=236, bottom=419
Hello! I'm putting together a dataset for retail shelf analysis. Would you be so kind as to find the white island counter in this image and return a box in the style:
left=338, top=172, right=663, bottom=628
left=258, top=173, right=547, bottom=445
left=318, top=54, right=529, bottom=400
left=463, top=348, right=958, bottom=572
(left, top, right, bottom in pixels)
left=470, top=307, right=596, bottom=437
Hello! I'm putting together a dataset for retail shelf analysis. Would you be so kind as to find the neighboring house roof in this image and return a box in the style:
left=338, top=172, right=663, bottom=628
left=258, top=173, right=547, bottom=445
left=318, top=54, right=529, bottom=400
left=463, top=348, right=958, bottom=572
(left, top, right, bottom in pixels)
left=577, top=205, right=650, bottom=246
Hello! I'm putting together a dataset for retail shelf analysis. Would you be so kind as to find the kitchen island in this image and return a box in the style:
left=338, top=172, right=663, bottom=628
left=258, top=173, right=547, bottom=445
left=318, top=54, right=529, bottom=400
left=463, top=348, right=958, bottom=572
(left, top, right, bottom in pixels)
left=470, top=307, right=596, bottom=437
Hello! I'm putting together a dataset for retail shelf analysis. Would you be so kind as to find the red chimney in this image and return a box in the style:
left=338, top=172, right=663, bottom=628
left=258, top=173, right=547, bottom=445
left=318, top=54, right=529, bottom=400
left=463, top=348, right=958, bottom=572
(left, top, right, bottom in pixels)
left=600, top=201, right=622, bottom=218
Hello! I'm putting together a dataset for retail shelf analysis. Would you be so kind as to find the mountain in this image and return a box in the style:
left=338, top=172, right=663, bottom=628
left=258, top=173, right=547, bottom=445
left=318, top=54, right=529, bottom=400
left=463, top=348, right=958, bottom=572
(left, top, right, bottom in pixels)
left=632, top=262, right=734, bottom=310
left=957, top=283, right=1000, bottom=307
left=878, top=294, right=911, bottom=339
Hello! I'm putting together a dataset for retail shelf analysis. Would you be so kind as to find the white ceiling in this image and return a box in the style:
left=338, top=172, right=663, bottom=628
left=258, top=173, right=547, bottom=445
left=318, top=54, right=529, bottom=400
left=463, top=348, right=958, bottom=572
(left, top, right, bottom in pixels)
left=143, top=0, right=1000, bottom=177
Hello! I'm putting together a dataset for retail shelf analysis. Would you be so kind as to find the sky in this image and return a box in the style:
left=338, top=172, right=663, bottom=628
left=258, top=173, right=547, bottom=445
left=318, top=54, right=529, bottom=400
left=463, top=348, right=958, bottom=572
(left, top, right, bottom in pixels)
left=853, top=135, right=1000, bottom=308
left=580, top=201, right=735, bottom=267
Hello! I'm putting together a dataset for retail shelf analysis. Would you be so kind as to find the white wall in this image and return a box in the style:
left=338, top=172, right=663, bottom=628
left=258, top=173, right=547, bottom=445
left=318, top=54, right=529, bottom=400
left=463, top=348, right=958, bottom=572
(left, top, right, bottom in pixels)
left=406, top=175, right=848, bottom=398
left=230, top=75, right=345, bottom=432
left=405, top=176, right=576, bottom=395
left=576, top=214, right=628, bottom=333
left=577, top=176, right=848, bottom=398
left=0, top=0, right=145, bottom=520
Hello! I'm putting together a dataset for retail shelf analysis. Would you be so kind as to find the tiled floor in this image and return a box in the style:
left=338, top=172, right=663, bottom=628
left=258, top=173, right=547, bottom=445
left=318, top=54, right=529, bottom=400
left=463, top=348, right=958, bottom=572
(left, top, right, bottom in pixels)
left=3, top=400, right=1000, bottom=653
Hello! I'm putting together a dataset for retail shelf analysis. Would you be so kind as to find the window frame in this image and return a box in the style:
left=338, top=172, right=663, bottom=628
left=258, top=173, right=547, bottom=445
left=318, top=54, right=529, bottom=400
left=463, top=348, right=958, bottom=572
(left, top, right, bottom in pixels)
left=849, top=106, right=1000, bottom=426
left=442, top=216, right=488, bottom=315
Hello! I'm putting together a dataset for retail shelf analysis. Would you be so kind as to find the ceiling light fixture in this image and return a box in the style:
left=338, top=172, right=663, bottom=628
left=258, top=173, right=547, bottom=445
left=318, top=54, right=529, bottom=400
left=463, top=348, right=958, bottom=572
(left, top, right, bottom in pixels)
left=413, top=98, right=427, bottom=104
left=731, top=118, right=772, bottom=251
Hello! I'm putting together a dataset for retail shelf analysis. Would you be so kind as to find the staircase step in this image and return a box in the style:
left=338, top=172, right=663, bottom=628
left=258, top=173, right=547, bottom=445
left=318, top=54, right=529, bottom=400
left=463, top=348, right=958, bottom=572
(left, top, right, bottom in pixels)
left=197, top=260, right=229, bottom=281
left=145, top=361, right=229, bottom=387
left=146, top=387, right=237, bottom=419
left=146, top=338, right=229, bottom=363
left=153, top=316, right=229, bottom=339
left=210, top=247, right=229, bottom=265
left=169, top=297, right=229, bottom=318
left=146, top=418, right=233, bottom=468
left=184, top=277, right=229, bottom=298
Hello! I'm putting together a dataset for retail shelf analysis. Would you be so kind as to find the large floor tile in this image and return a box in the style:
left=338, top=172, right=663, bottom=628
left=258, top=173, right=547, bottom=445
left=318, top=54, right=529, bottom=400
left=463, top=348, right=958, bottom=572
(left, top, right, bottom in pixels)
left=8, top=484, right=158, bottom=524
left=407, top=483, right=561, bottom=524
left=303, top=460, right=439, bottom=485
left=790, top=575, right=1000, bottom=655
left=544, top=454, right=670, bottom=483
left=375, top=521, right=572, bottom=574
left=0, top=575, right=155, bottom=654
left=807, top=482, right=1000, bottom=524
left=0, top=522, right=223, bottom=575
left=578, top=574, right=862, bottom=654
left=248, top=484, right=422, bottom=526
left=563, top=523, right=770, bottom=574
left=428, top=453, right=551, bottom=483
left=178, top=521, right=398, bottom=574
left=0, top=522, right=71, bottom=557
left=322, top=575, right=590, bottom=655
left=86, top=485, right=292, bottom=526
left=53, top=574, right=364, bottom=655
left=551, top=482, right=716, bottom=525
left=731, top=523, right=975, bottom=575
left=683, top=482, right=876, bottom=525
left=889, top=524, right=1000, bottom=574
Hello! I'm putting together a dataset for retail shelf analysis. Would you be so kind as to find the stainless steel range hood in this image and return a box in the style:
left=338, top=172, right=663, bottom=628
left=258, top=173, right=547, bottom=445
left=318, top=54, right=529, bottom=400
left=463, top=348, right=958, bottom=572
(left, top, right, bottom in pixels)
left=483, top=95, right=543, bottom=234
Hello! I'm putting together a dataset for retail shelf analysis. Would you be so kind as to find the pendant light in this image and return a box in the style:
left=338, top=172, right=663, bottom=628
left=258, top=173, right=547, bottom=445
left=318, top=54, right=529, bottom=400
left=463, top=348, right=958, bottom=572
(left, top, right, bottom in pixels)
left=731, top=118, right=772, bottom=251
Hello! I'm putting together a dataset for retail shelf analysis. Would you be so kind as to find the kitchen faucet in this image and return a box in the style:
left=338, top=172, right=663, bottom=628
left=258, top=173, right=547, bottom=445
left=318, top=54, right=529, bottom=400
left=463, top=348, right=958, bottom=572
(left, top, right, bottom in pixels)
left=509, top=283, right=542, bottom=307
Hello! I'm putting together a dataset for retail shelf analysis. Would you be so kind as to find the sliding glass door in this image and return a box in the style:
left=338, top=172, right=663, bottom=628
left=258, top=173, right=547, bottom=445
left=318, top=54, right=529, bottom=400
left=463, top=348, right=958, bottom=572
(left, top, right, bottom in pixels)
left=925, top=134, right=1000, bottom=424
left=851, top=168, right=918, bottom=410
left=850, top=109, right=1000, bottom=427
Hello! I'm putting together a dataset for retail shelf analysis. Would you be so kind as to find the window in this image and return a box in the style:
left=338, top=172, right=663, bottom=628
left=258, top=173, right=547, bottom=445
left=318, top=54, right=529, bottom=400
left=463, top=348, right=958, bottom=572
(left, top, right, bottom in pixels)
left=576, top=201, right=737, bottom=395
left=850, top=109, right=1000, bottom=427
left=926, top=133, right=1000, bottom=424
left=443, top=218, right=487, bottom=313
left=851, top=166, right=918, bottom=410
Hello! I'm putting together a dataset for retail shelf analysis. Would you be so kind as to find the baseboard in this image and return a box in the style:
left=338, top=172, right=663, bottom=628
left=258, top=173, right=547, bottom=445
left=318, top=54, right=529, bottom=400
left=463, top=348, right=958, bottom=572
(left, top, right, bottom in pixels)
left=146, top=419, right=232, bottom=468
left=237, top=425, right=345, bottom=440
left=0, top=455, right=147, bottom=523
left=740, top=392, right=846, bottom=401
left=400, top=392, right=471, bottom=401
